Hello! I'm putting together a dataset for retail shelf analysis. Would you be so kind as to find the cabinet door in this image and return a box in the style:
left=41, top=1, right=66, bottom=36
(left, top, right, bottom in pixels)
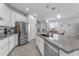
left=10, top=10, right=16, bottom=27
left=14, top=34, right=18, bottom=46
left=8, top=35, right=14, bottom=52
left=36, top=35, right=39, bottom=47
left=36, top=35, right=44, bottom=56
left=2, top=38, right=9, bottom=56
left=0, top=38, right=8, bottom=56
left=39, top=37, right=44, bottom=56
left=0, top=4, right=10, bottom=26
left=15, top=12, right=26, bottom=22
left=44, top=41, right=58, bottom=56
left=0, top=4, right=6, bottom=25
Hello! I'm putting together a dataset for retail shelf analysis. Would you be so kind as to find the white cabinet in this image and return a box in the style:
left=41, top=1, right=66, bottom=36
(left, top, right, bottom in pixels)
left=0, top=3, right=27, bottom=26
left=8, top=34, right=18, bottom=52
left=10, top=10, right=16, bottom=27
left=0, top=38, right=8, bottom=56
left=0, top=4, right=10, bottom=26
left=0, top=34, right=18, bottom=56
left=8, top=35, right=15, bottom=52
left=36, top=35, right=44, bottom=56
left=15, top=12, right=26, bottom=22
left=10, top=10, right=26, bottom=27
left=0, top=4, right=6, bottom=25
left=14, top=34, right=18, bottom=46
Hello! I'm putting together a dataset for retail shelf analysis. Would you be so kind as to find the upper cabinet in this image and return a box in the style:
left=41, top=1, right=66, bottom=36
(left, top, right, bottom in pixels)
left=0, top=4, right=10, bottom=26
left=11, top=10, right=27, bottom=27
left=0, top=3, right=27, bottom=27
left=15, top=12, right=26, bottom=22
left=10, top=10, right=16, bottom=27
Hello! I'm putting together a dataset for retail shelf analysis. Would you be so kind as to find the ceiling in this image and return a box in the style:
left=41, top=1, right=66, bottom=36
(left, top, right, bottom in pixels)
left=6, top=3, right=79, bottom=21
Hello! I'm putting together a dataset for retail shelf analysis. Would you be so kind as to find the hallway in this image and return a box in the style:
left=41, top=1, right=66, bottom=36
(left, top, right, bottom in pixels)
left=8, top=39, right=41, bottom=56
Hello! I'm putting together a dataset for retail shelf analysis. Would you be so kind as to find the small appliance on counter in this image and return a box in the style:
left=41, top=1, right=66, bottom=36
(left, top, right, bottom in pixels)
left=4, top=28, right=7, bottom=34
left=0, top=26, right=11, bottom=38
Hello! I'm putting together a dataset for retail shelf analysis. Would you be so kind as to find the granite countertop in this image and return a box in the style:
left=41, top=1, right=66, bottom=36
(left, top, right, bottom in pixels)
left=37, top=34, right=79, bottom=54
left=0, top=33, right=17, bottom=40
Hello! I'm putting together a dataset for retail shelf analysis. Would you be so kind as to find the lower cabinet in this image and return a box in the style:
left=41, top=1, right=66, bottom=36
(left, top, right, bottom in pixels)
left=8, top=35, right=15, bottom=52
left=14, top=34, right=18, bottom=46
left=36, top=35, right=44, bottom=56
left=0, top=34, right=18, bottom=56
left=0, top=38, right=9, bottom=56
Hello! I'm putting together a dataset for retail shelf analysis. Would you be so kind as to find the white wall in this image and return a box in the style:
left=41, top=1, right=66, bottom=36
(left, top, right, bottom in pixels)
left=57, top=17, right=79, bottom=36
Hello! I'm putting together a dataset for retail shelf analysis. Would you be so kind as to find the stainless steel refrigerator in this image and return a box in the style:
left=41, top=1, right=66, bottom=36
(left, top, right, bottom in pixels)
left=15, top=22, right=28, bottom=45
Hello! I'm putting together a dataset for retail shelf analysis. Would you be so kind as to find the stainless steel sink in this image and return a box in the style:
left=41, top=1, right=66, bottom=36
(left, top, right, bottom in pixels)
left=40, top=34, right=49, bottom=37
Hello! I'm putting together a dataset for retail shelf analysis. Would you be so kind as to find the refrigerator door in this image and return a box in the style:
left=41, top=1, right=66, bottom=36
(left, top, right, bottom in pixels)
left=18, top=22, right=29, bottom=45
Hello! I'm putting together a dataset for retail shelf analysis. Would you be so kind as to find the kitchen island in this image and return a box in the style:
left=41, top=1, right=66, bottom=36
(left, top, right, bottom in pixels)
left=36, top=34, right=79, bottom=56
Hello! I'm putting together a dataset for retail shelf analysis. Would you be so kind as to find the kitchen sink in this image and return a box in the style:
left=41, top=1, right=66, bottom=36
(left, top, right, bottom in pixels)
left=40, top=34, right=49, bottom=37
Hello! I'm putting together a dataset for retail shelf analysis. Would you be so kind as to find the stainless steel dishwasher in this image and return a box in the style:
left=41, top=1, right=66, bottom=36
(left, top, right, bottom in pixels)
left=44, top=41, right=59, bottom=56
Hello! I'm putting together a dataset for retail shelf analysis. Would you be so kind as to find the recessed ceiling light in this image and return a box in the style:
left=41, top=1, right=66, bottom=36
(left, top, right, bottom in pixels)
left=57, top=14, right=61, bottom=18
left=46, top=19, right=49, bottom=23
left=26, top=8, right=29, bottom=11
